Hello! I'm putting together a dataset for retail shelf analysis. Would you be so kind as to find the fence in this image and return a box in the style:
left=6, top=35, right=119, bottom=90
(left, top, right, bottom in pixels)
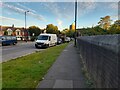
left=77, top=34, right=119, bottom=88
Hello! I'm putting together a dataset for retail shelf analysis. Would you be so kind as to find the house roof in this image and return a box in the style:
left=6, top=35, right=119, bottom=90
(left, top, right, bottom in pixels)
left=0, top=25, right=25, bottom=31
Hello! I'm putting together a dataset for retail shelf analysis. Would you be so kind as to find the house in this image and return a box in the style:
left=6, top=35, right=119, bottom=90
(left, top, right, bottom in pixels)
left=0, top=25, right=30, bottom=41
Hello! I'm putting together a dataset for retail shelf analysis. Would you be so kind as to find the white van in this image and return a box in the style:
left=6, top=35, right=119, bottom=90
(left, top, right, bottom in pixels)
left=35, top=34, right=57, bottom=48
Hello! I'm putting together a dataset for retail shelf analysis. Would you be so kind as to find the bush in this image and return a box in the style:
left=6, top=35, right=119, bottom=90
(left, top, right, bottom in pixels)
left=80, top=25, right=120, bottom=36
left=30, top=36, right=36, bottom=41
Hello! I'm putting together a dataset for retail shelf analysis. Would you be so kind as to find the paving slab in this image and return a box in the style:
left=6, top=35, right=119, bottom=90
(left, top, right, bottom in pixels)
left=37, top=80, right=55, bottom=89
left=53, top=80, right=73, bottom=88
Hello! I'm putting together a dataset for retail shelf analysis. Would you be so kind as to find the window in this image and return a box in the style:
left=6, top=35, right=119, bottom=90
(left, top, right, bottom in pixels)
left=17, top=31, right=20, bottom=35
left=38, top=35, right=49, bottom=40
left=16, top=29, right=21, bottom=36
left=6, top=36, right=11, bottom=40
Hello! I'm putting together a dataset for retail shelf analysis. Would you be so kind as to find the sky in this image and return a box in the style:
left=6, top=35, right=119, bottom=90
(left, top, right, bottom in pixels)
left=0, top=0, right=119, bottom=31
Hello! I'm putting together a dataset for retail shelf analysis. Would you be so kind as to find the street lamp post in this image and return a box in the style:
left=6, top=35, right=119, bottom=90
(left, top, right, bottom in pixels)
left=25, top=10, right=29, bottom=42
left=74, top=0, right=77, bottom=47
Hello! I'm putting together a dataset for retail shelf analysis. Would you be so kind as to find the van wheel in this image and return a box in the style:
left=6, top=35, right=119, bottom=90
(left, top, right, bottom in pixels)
left=35, top=45, right=38, bottom=48
left=54, top=43, right=56, bottom=46
left=35, top=46, right=38, bottom=48
left=46, top=44, right=49, bottom=48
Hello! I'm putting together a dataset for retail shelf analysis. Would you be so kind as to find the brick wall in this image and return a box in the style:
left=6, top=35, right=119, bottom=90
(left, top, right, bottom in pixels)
left=77, top=34, right=119, bottom=88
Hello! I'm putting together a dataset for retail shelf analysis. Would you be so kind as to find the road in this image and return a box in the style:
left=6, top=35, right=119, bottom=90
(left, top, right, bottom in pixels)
left=1, top=41, right=44, bottom=63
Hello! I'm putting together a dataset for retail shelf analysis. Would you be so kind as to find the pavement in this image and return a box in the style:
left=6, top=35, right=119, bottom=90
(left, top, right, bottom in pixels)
left=37, top=42, right=86, bottom=89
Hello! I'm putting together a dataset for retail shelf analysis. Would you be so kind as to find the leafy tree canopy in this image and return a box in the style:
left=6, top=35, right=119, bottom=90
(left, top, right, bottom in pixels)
left=28, top=26, right=41, bottom=36
left=4, top=30, right=8, bottom=35
left=46, top=24, right=59, bottom=35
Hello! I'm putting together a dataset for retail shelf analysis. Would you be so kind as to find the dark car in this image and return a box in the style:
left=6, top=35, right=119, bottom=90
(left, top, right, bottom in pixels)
left=57, top=38, right=62, bottom=44
left=0, top=36, right=17, bottom=46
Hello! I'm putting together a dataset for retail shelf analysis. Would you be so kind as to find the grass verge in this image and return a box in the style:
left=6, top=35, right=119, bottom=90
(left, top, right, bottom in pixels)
left=80, top=54, right=95, bottom=88
left=2, top=43, right=68, bottom=88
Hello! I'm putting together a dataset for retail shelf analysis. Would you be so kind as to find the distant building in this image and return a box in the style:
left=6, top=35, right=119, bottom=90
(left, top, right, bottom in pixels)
left=0, top=25, right=30, bottom=41
left=70, top=23, right=75, bottom=30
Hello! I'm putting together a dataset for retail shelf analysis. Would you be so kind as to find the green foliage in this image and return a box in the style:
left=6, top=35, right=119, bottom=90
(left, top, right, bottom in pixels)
left=80, top=22, right=120, bottom=36
left=30, top=36, right=36, bottom=41
left=81, top=56, right=95, bottom=88
left=114, top=20, right=120, bottom=25
left=108, top=24, right=120, bottom=34
left=28, top=26, right=41, bottom=36
left=4, top=30, right=8, bottom=35
left=67, top=30, right=75, bottom=37
left=46, top=24, right=59, bottom=34
left=98, top=15, right=111, bottom=30
left=61, top=28, right=75, bottom=37
left=79, top=16, right=120, bottom=36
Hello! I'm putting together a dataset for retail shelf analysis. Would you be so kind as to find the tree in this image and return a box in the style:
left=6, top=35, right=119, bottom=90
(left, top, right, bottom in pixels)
left=114, top=20, right=120, bottom=26
left=46, top=24, right=59, bottom=34
left=98, top=16, right=111, bottom=30
left=61, top=28, right=74, bottom=37
left=77, top=17, right=120, bottom=36
left=4, top=30, right=8, bottom=35
left=109, top=20, right=120, bottom=34
left=28, top=26, right=41, bottom=36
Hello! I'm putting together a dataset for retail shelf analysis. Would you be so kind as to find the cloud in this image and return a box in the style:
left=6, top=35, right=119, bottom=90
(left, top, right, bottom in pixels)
left=28, top=12, right=47, bottom=21
left=111, top=15, right=120, bottom=20
left=42, top=2, right=96, bottom=21
left=3, top=3, right=25, bottom=13
left=43, top=2, right=61, bottom=18
left=42, top=2, right=75, bottom=21
left=40, top=2, right=97, bottom=30
left=2, top=3, right=46, bottom=21
left=57, top=19, right=63, bottom=30
left=77, top=2, right=96, bottom=17
left=16, top=2, right=37, bottom=13
left=109, top=2, right=118, bottom=9
left=0, top=16, right=22, bottom=22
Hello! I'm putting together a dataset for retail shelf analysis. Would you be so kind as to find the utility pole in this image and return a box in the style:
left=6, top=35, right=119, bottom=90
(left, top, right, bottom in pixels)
left=25, top=11, right=29, bottom=42
left=74, top=0, right=77, bottom=47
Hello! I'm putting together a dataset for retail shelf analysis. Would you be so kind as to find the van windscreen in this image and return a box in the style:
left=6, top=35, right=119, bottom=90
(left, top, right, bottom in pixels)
left=38, top=35, right=48, bottom=40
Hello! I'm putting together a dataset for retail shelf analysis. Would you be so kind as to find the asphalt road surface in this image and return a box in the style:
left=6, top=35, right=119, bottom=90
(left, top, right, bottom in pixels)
left=1, top=41, right=44, bottom=63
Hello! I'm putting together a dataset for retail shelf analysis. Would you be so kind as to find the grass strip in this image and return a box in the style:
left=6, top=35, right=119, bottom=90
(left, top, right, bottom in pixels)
left=79, top=54, right=95, bottom=88
left=2, top=43, right=68, bottom=88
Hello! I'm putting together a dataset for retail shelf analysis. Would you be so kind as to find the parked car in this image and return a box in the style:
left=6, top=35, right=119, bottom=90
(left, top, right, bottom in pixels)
left=35, top=34, right=57, bottom=48
left=0, top=36, right=17, bottom=46
left=65, top=37, right=71, bottom=42
left=57, top=38, right=62, bottom=44
left=71, top=38, right=74, bottom=41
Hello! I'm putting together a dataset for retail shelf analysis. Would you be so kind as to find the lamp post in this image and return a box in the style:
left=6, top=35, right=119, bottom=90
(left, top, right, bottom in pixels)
left=25, top=10, right=29, bottom=42
left=74, top=0, right=77, bottom=47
